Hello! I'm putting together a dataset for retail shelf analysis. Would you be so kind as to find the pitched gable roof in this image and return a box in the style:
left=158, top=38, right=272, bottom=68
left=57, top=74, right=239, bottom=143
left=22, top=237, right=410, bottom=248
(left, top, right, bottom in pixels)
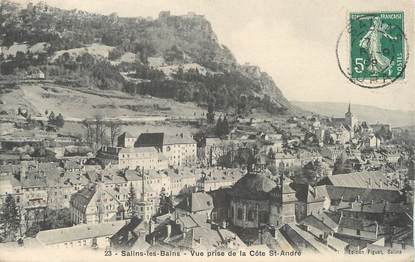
left=316, top=185, right=403, bottom=203
left=36, top=221, right=126, bottom=245
left=177, top=192, right=214, bottom=213
left=135, top=133, right=164, bottom=148
left=135, top=133, right=196, bottom=148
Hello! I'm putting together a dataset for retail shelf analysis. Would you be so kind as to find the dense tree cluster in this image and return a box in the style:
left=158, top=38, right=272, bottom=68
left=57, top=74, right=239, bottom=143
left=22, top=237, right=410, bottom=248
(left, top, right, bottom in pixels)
left=0, top=194, right=20, bottom=242
left=47, top=111, right=65, bottom=128
left=215, top=115, right=230, bottom=138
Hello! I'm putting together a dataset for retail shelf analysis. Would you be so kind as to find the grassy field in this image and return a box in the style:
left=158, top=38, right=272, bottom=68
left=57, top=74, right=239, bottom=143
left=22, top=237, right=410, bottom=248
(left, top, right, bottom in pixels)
left=0, top=82, right=208, bottom=138
left=0, top=83, right=207, bottom=120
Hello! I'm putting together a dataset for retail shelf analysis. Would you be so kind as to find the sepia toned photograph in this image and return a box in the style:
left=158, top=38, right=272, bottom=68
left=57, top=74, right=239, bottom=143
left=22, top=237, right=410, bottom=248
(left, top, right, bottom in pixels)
left=0, top=1, right=414, bottom=261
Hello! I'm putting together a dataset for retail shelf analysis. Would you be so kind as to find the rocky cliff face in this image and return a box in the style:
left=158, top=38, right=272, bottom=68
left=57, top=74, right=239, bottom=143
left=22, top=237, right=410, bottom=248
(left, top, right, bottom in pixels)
left=141, top=12, right=295, bottom=113
left=0, top=2, right=298, bottom=114
left=131, top=12, right=238, bottom=69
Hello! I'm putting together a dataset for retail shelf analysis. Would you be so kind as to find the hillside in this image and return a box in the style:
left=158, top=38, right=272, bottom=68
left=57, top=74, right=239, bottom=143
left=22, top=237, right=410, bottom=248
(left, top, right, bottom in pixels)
left=0, top=1, right=297, bottom=116
left=0, top=84, right=207, bottom=120
left=293, top=101, right=415, bottom=127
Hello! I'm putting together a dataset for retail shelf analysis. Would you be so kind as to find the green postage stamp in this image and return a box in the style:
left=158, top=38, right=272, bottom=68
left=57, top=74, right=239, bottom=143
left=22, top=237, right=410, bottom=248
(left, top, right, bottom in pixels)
left=349, top=12, right=405, bottom=81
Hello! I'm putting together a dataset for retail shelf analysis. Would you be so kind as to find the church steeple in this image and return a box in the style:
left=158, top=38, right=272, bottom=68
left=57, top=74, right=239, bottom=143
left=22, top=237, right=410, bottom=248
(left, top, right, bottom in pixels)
left=345, top=101, right=352, bottom=117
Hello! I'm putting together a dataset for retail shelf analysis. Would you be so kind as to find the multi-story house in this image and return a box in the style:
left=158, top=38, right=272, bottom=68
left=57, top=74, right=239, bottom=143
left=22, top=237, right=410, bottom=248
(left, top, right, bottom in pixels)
left=135, top=133, right=197, bottom=167
left=295, top=150, right=322, bottom=166
left=196, top=168, right=245, bottom=192
left=69, top=183, right=125, bottom=225
left=0, top=175, right=22, bottom=208
left=46, top=172, right=90, bottom=209
left=117, top=132, right=136, bottom=148
left=268, top=152, right=297, bottom=168
left=165, top=168, right=197, bottom=195
left=96, top=146, right=168, bottom=170
left=20, top=168, right=48, bottom=226
left=35, top=220, right=126, bottom=249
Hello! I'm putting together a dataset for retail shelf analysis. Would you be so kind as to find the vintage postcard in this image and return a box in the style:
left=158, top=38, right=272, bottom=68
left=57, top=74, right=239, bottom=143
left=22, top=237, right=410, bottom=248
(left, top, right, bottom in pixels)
left=0, top=0, right=414, bottom=262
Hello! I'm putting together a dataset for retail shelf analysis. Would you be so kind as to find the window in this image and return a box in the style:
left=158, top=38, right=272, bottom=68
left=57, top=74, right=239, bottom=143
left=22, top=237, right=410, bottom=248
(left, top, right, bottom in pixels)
left=237, top=208, right=243, bottom=220
left=259, top=211, right=268, bottom=224
left=356, top=229, right=361, bottom=235
left=247, top=210, right=255, bottom=222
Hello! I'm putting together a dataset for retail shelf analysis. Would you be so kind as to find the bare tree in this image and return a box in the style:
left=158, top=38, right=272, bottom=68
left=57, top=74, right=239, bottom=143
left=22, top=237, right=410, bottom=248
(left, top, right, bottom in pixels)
left=82, top=116, right=109, bottom=151
left=94, top=115, right=107, bottom=149
left=108, top=121, right=122, bottom=147
left=82, top=119, right=95, bottom=147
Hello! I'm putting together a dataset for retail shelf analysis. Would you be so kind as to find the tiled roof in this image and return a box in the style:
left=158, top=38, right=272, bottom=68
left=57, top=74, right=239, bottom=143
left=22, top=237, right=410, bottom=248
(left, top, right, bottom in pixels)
left=343, top=202, right=410, bottom=214
left=166, top=221, right=244, bottom=251
left=70, top=184, right=96, bottom=210
left=36, top=220, right=126, bottom=245
left=135, top=133, right=164, bottom=147
left=124, top=170, right=141, bottom=181
left=294, top=184, right=325, bottom=203
left=177, top=192, right=213, bottom=213
left=135, top=133, right=195, bottom=147
left=338, top=217, right=382, bottom=233
left=318, top=171, right=399, bottom=190
left=230, top=171, right=278, bottom=200
left=282, top=223, right=334, bottom=253
left=299, top=215, right=335, bottom=234
left=176, top=213, right=208, bottom=230
left=317, top=185, right=403, bottom=203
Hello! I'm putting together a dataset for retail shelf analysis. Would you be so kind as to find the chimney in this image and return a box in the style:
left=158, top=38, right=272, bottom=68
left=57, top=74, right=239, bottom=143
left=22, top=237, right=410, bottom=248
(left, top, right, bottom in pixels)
left=166, top=224, right=172, bottom=239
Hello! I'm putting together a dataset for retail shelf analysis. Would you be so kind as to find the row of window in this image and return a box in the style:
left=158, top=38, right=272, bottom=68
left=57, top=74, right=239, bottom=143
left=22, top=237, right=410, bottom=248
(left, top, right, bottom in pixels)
left=232, top=207, right=269, bottom=224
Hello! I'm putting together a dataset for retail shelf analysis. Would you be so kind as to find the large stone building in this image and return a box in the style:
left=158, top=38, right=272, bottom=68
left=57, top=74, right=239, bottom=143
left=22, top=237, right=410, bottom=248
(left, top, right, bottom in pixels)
left=135, top=133, right=197, bottom=167
left=35, top=220, right=126, bottom=248
left=117, top=132, right=136, bottom=148
left=69, top=183, right=125, bottom=225
left=96, top=146, right=168, bottom=170
left=227, top=170, right=296, bottom=229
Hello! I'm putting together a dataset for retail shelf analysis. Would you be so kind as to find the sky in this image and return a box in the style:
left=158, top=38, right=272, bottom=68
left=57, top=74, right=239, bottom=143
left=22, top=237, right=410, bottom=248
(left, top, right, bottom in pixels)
left=18, top=0, right=415, bottom=111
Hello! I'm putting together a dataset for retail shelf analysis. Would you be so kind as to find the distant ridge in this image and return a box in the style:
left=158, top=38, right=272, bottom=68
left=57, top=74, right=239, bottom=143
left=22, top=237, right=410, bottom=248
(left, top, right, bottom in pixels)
left=292, top=101, right=415, bottom=127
